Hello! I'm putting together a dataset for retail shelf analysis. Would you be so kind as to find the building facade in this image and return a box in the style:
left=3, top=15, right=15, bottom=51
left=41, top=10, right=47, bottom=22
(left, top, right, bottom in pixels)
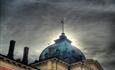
left=0, top=33, right=103, bottom=70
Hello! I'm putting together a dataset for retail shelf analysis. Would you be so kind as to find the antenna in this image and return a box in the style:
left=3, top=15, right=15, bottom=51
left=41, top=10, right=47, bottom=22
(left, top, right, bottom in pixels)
left=60, top=18, right=65, bottom=33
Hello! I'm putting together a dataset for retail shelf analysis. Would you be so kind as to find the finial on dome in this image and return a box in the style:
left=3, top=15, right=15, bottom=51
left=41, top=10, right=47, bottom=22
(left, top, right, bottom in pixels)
left=60, top=18, right=65, bottom=33
left=60, top=32, right=66, bottom=39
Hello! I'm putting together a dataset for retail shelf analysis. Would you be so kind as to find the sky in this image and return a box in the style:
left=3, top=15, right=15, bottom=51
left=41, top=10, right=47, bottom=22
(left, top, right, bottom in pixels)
left=0, top=0, right=115, bottom=70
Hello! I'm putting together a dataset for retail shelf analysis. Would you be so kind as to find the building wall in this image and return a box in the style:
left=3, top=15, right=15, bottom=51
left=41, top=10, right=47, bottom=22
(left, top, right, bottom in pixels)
left=36, top=59, right=68, bottom=70
left=0, top=60, right=25, bottom=70
left=38, top=62, right=48, bottom=70
left=71, top=64, right=92, bottom=70
left=56, top=61, right=68, bottom=70
left=90, top=64, right=99, bottom=70
left=71, top=59, right=103, bottom=70
left=32, top=59, right=103, bottom=70
left=50, top=60, right=68, bottom=70
left=0, top=57, right=36, bottom=70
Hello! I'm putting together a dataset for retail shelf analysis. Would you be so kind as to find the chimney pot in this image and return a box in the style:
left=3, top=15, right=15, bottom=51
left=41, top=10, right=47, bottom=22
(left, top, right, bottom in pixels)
left=22, top=47, right=29, bottom=64
left=7, top=40, right=16, bottom=59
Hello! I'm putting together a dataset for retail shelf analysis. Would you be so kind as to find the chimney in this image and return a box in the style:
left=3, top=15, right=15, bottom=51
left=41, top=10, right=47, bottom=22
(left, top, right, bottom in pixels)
left=22, top=47, right=29, bottom=64
left=7, top=40, right=16, bottom=59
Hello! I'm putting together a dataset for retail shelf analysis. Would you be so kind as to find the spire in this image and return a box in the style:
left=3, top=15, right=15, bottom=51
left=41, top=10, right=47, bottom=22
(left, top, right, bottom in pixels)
left=60, top=18, right=65, bottom=33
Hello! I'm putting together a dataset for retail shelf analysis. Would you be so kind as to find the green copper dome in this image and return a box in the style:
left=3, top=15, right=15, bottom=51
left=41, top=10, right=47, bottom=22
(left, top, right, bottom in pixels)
left=39, top=33, right=86, bottom=64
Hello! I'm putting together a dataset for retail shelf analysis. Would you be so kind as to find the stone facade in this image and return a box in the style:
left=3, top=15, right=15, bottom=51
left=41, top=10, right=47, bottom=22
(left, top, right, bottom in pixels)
left=31, top=58, right=103, bottom=70
left=0, top=54, right=37, bottom=70
left=0, top=55, right=103, bottom=70
left=0, top=33, right=104, bottom=70
left=71, top=59, right=103, bottom=70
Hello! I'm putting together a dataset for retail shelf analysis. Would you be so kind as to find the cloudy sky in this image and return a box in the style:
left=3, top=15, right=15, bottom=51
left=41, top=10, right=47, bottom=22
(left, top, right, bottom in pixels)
left=0, top=0, right=115, bottom=70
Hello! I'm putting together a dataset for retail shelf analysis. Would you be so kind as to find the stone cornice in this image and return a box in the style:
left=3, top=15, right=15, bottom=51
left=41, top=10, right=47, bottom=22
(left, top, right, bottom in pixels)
left=0, top=54, right=37, bottom=70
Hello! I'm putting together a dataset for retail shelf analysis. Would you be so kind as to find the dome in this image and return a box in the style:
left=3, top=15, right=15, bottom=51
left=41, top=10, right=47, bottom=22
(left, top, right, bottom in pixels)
left=39, top=33, right=86, bottom=64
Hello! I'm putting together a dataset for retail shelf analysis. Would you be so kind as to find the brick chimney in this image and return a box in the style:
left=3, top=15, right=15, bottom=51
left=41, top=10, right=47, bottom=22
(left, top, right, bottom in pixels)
left=7, top=40, right=16, bottom=59
left=22, top=47, right=29, bottom=64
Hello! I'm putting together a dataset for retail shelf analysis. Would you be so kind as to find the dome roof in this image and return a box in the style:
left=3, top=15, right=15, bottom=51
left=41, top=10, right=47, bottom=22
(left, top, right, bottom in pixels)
left=39, top=33, right=86, bottom=64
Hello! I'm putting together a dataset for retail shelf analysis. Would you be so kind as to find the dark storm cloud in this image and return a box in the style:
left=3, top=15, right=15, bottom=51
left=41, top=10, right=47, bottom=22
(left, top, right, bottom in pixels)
left=0, top=0, right=115, bottom=70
